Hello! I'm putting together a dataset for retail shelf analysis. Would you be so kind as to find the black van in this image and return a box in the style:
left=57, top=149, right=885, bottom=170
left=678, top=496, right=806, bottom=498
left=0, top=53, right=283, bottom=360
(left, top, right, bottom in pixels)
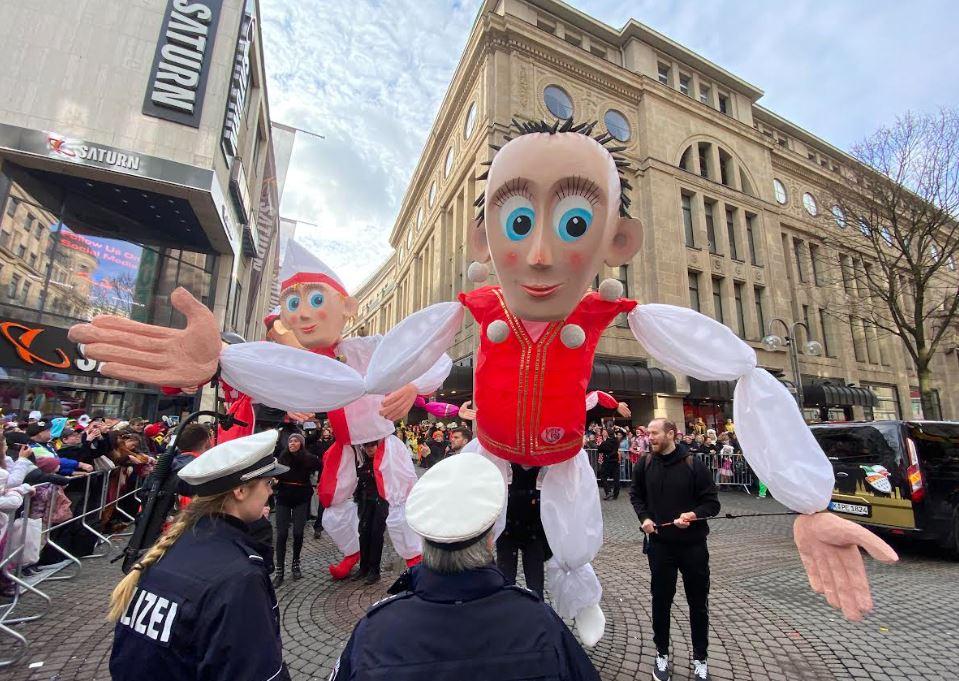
left=810, top=420, right=959, bottom=553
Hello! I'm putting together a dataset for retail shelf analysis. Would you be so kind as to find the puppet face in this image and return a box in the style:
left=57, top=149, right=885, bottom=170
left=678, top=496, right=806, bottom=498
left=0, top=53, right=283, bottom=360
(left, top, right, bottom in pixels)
left=279, top=282, right=357, bottom=350
left=472, top=133, right=643, bottom=321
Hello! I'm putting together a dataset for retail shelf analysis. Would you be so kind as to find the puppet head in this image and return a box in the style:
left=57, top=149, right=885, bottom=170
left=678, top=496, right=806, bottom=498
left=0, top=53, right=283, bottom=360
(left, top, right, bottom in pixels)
left=470, top=119, right=643, bottom=321
left=278, top=271, right=357, bottom=350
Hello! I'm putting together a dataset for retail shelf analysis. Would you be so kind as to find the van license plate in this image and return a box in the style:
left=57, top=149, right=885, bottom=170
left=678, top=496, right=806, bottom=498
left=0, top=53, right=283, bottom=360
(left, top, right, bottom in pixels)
left=829, top=501, right=871, bottom=517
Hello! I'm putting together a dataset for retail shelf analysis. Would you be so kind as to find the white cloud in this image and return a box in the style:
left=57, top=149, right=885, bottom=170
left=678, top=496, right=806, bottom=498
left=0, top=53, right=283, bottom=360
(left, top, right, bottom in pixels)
left=261, top=0, right=959, bottom=291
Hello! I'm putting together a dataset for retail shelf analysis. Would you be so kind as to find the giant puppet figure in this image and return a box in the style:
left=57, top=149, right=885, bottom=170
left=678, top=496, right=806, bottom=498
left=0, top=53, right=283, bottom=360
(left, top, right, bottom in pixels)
left=71, top=241, right=450, bottom=579
left=70, top=119, right=897, bottom=646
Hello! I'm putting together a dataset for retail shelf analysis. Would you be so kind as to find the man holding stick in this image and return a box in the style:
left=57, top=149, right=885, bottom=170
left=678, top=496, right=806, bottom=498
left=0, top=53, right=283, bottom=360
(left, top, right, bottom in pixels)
left=629, top=418, right=719, bottom=681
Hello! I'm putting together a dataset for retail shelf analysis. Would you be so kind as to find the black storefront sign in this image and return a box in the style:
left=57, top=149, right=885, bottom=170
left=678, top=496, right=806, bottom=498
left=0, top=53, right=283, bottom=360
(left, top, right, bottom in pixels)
left=221, top=0, right=256, bottom=164
left=0, top=318, right=99, bottom=378
left=142, top=0, right=225, bottom=127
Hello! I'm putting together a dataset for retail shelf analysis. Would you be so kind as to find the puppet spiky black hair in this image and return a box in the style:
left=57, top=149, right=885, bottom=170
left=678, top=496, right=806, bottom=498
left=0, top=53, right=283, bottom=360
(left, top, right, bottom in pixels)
left=474, top=117, right=633, bottom=224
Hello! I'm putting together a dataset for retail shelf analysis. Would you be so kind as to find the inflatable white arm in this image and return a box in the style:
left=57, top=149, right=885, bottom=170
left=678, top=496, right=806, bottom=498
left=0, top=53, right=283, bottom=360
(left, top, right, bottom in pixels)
left=628, top=304, right=833, bottom=514
left=220, top=342, right=365, bottom=413
left=365, top=302, right=464, bottom=396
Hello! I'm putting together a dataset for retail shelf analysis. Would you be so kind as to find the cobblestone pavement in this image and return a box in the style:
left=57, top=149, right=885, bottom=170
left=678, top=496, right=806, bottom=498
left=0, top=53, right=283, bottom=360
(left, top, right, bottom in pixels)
left=3, top=491, right=956, bottom=680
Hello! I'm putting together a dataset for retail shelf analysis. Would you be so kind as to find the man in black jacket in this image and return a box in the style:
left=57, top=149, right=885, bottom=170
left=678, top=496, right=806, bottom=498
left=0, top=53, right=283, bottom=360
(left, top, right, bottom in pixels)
left=629, top=419, right=720, bottom=681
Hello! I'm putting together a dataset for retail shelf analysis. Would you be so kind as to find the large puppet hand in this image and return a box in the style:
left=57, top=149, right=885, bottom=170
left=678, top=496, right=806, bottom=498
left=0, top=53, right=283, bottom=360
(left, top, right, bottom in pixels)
left=68, top=287, right=221, bottom=388
left=458, top=400, right=477, bottom=421
left=616, top=402, right=631, bottom=418
left=793, top=512, right=898, bottom=621
left=379, top=383, right=418, bottom=422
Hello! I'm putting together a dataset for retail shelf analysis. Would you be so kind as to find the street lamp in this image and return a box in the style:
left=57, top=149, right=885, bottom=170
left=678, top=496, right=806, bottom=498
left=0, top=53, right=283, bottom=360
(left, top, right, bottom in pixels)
left=761, top=318, right=823, bottom=408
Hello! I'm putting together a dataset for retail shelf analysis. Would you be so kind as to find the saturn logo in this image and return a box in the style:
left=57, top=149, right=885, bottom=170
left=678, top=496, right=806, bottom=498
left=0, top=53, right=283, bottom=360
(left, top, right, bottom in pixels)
left=48, top=136, right=76, bottom=158
left=0, top=322, right=71, bottom=369
left=541, top=426, right=565, bottom=444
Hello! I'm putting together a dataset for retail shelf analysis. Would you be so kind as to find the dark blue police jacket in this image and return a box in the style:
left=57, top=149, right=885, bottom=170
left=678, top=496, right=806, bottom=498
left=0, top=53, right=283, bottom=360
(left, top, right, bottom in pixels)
left=110, top=514, right=289, bottom=681
left=330, top=564, right=600, bottom=681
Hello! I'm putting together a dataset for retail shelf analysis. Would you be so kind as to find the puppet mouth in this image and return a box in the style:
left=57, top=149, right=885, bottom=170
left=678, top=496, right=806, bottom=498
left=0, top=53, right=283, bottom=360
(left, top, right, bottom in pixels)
left=301, top=324, right=318, bottom=334
left=521, top=283, right=563, bottom=298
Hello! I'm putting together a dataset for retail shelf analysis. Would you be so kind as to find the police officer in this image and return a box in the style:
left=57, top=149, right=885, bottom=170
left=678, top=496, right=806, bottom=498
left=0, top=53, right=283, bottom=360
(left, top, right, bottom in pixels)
left=108, top=430, right=291, bottom=681
left=330, top=453, right=600, bottom=681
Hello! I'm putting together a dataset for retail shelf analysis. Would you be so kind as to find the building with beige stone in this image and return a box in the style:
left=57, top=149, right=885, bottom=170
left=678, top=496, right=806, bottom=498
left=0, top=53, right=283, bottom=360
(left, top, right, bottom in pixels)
left=0, top=0, right=281, bottom=419
left=348, top=0, right=957, bottom=428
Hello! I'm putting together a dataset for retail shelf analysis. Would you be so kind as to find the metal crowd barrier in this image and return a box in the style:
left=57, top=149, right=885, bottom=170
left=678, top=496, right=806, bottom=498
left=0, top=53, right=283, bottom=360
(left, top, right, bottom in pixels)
left=0, top=467, right=146, bottom=667
left=586, top=447, right=637, bottom=483
left=701, top=453, right=754, bottom=494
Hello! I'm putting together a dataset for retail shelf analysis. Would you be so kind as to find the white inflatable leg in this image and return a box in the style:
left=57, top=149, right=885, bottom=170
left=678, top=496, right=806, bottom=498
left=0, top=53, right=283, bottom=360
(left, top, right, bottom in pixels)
left=540, top=449, right=605, bottom=645
left=323, top=445, right=360, bottom=555
left=380, top=436, right=421, bottom=560
left=322, top=499, right=360, bottom=556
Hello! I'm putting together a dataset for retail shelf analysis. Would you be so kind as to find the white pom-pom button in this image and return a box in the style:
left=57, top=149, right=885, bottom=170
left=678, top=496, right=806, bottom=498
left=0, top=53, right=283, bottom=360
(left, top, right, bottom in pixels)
left=487, top=320, right=509, bottom=343
left=560, top=324, right=585, bottom=349
left=467, top=261, right=490, bottom=283
left=598, top=278, right=623, bottom=301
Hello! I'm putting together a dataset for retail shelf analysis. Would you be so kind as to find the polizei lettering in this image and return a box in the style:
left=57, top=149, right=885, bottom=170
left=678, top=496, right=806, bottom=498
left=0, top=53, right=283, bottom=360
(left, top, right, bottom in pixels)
left=119, top=587, right=180, bottom=647
left=143, top=0, right=223, bottom=127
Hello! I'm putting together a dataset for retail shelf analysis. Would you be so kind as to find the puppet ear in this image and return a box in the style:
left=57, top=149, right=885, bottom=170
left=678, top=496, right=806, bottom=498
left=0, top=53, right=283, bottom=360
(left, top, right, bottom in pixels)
left=469, top=215, right=491, bottom=264
left=604, top=216, right=643, bottom=267
left=343, top=295, right=359, bottom=317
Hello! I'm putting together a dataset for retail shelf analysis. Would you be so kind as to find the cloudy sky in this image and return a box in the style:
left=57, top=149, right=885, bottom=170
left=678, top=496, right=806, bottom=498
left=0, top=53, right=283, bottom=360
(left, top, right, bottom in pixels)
left=260, top=0, right=959, bottom=291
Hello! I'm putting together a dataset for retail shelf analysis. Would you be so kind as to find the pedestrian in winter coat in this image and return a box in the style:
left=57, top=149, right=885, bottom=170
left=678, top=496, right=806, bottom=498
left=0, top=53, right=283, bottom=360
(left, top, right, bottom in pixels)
left=272, top=432, right=321, bottom=587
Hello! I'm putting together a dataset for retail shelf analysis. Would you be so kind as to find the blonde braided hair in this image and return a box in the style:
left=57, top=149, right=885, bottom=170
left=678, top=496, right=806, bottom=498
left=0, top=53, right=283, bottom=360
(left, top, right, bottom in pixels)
left=107, top=492, right=232, bottom=623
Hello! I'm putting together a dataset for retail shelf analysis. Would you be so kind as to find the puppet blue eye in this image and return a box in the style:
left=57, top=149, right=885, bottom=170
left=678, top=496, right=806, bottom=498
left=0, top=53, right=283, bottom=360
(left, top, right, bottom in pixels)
left=554, top=196, right=593, bottom=242
left=309, top=291, right=325, bottom=308
left=285, top=295, right=300, bottom=312
left=500, top=195, right=535, bottom=241
left=556, top=209, right=592, bottom=241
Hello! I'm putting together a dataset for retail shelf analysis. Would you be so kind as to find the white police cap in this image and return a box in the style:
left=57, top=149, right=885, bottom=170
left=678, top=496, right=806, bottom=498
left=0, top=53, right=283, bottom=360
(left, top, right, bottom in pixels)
left=406, top=453, right=506, bottom=549
left=178, top=430, right=288, bottom=496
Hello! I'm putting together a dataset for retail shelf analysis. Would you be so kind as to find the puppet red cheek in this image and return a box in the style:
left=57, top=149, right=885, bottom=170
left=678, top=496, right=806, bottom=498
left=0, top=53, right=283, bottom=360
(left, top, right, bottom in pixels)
left=567, top=251, right=585, bottom=269
left=317, top=311, right=328, bottom=321
left=504, top=251, right=519, bottom=266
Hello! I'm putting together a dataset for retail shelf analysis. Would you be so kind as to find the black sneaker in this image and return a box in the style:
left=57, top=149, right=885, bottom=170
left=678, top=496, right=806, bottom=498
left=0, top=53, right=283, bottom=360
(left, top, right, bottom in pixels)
left=272, top=570, right=285, bottom=588
left=352, top=567, right=370, bottom=581
left=363, top=571, right=381, bottom=585
left=652, top=653, right=670, bottom=681
left=693, top=659, right=711, bottom=681
left=291, top=561, right=303, bottom=580
left=313, top=529, right=323, bottom=539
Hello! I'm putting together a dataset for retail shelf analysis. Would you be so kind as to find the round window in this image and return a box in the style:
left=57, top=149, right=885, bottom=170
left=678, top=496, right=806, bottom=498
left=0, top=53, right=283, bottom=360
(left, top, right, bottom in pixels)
left=880, top=227, right=893, bottom=246
left=604, top=109, right=630, bottom=142
left=544, top=85, right=573, bottom=119
left=428, top=182, right=436, bottom=207
left=858, top=218, right=871, bottom=237
left=417, top=207, right=424, bottom=230
left=406, top=229, right=413, bottom=250
left=802, top=192, right=818, bottom=216
left=444, top=147, right=454, bottom=178
left=773, top=179, right=787, bottom=205
left=464, top=102, right=477, bottom=139
left=831, top=205, right=846, bottom=229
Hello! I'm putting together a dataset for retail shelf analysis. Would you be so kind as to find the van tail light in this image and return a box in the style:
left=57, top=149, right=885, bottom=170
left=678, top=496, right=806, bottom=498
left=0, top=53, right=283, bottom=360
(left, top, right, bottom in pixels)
left=905, top=437, right=926, bottom=503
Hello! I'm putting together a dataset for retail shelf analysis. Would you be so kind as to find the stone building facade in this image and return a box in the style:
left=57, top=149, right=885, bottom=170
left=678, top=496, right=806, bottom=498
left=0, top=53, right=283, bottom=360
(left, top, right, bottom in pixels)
left=348, top=0, right=957, bottom=427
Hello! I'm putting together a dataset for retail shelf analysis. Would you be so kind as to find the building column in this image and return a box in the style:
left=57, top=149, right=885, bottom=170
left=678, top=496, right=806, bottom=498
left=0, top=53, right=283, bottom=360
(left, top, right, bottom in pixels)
left=727, top=156, right=742, bottom=191
left=707, top=144, right=722, bottom=185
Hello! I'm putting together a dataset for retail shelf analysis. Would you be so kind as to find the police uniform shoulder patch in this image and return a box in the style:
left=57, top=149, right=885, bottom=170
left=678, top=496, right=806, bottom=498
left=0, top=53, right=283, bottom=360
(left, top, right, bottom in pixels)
left=504, top=584, right=542, bottom=601
left=366, top=591, right=414, bottom=617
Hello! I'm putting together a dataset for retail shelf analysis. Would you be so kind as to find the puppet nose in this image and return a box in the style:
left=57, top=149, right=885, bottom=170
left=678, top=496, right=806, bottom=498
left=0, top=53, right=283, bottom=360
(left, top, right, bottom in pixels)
left=526, top=231, right=553, bottom=268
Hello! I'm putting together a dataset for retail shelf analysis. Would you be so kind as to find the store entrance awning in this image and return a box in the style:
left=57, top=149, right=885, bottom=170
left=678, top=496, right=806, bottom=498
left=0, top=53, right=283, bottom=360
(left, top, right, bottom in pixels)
left=588, top=360, right=676, bottom=395
left=687, top=378, right=735, bottom=401
left=803, top=382, right=878, bottom=408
